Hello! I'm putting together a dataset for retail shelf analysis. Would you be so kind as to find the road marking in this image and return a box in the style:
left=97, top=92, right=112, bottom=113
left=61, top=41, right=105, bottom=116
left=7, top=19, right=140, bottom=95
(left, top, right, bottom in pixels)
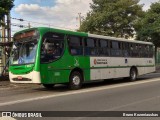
left=107, top=95, right=160, bottom=111
left=0, top=78, right=160, bottom=107
left=75, top=95, right=160, bottom=120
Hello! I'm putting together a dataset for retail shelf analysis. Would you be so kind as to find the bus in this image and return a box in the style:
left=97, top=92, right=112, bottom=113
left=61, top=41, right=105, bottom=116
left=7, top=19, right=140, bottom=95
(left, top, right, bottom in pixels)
left=9, top=27, right=155, bottom=89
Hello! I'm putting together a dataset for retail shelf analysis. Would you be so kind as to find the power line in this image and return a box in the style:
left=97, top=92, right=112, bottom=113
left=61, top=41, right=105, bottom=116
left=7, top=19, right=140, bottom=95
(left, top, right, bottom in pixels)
left=11, top=17, right=56, bottom=27
left=11, top=17, right=76, bottom=31
left=11, top=23, right=28, bottom=28
left=11, top=17, right=24, bottom=21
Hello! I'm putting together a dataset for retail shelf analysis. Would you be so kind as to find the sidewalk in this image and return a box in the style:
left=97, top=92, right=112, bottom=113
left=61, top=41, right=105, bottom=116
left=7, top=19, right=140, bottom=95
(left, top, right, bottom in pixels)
left=0, top=76, right=10, bottom=88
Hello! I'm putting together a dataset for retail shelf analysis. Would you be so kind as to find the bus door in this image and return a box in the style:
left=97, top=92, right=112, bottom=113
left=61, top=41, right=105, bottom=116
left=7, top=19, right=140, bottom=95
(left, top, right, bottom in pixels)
left=40, top=32, right=65, bottom=84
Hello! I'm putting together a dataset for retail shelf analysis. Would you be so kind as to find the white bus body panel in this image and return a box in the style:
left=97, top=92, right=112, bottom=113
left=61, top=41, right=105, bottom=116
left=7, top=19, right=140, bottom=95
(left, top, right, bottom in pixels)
left=90, top=57, right=155, bottom=80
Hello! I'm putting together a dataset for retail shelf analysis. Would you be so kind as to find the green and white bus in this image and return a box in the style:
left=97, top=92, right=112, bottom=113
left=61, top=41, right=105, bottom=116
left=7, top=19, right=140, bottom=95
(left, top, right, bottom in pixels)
left=9, top=27, right=155, bottom=89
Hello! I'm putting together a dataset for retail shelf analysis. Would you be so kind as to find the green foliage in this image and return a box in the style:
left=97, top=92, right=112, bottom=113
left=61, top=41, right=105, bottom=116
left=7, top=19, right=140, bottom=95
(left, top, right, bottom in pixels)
left=0, top=0, right=14, bottom=20
left=79, top=0, right=144, bottom=38
left=135, top=2, right=160, bottom=48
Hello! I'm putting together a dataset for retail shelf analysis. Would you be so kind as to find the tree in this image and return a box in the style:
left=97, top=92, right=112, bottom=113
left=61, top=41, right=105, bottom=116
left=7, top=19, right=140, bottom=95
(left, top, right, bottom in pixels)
left=135, top=2, right=160, bottom=44
left=0, top=0, right=14, bottom=25
left=135, top=2, right=160, bottom=56
left=79, top=0, right=144, bottom=38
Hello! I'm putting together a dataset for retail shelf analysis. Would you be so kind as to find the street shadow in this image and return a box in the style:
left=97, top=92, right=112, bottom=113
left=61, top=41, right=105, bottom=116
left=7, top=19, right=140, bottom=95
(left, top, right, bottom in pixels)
left=35, top=75, right=154, bottom=92
left=0, top=75, right=9, bottom=81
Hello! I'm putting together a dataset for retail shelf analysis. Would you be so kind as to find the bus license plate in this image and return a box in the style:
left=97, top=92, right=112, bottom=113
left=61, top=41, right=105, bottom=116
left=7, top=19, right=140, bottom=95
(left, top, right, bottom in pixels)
left=17, top=76, right=23, bottom=80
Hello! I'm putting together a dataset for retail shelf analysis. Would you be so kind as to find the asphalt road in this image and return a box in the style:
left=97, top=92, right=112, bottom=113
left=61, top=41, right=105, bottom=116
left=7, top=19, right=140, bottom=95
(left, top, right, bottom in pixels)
left=1, top=73, right=160, bottom=120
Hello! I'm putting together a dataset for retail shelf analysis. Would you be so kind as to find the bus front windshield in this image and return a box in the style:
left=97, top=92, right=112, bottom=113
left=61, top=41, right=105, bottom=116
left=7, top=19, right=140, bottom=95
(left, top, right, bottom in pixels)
left=10, top=40, right=38, bottom=65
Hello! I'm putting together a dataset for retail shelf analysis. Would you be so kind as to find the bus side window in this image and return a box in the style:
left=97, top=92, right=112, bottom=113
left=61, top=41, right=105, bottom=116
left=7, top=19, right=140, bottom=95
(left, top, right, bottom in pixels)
left=143, top=45, right=148, bottom=58
left=132, top=44, right=136, bottom=57
left=110, top=41, right=114, bottom=56
left=84, top=38, right=97, bottom=56
left=68, top=36, right=83, bottom=56
left=139, top=44, right=143, bottom=58
left=110, top=41, right=122, bottom=57
left=130, top=43, right=134, bottom=57
left=99, top=39, right=109, bottom=56
left=135, top=44, right=139, bottom=57
left=119, top=42, right=123, bottom=57
left=40, top=32, right=64, bottom=63
left=149, top=45, right=153, bottom=58
left=123, top=42, right=129, bottom=57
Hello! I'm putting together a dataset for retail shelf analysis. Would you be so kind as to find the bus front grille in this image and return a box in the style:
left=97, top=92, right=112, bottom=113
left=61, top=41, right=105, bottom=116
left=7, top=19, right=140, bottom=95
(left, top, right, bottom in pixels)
left=12, top=78, right=32, bottom=81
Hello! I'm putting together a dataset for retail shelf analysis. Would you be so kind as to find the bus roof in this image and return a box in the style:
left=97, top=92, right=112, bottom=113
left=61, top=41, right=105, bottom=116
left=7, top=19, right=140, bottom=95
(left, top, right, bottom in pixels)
left=14, top=27, right=153, bottom=45
left=14, top=27, right=87, bottom=37
left=38, top=27, right=87, bottom=37
left=89, top=34, right=153, bottom=45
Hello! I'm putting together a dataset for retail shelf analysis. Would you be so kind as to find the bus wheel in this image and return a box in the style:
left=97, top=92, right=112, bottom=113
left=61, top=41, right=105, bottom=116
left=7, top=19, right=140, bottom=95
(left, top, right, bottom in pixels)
left=43, top=84, right=55, bottom=89
left=69, top=71, right=82, bottom=90
left=130, top=68, right=137, bottom=81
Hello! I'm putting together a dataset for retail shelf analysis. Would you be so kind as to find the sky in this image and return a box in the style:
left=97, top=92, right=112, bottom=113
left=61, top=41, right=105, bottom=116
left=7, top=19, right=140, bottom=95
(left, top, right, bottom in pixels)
left=10, top=0, right=160, bottom=35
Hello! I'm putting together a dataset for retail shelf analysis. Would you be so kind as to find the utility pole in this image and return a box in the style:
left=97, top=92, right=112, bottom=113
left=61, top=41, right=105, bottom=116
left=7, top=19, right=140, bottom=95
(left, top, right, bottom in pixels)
left=1, top=16, right=6, bottom=74
left=1, top=16, right=5, bottom=43
left=0, top=20, right=2, bottom=74
left=7, top=13, right=11, bottom=42
left=28, top=22, right=31, bottom=28
left=78, top=13, right=82, bottom=28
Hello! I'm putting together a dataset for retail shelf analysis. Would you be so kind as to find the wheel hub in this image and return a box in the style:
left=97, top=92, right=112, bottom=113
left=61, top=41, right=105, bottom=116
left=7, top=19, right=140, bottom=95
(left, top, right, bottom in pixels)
left=131, top=71, right=136, bottom=79
left=73, top=76, right=80, bottom=85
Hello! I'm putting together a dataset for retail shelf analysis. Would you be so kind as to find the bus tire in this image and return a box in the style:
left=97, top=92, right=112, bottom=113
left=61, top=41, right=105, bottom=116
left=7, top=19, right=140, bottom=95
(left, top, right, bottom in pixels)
left=69, top=71, right=83, bottom=90
left=129, top=68, right=137, bottom=81
left=43, top=84, right=55, bottom=89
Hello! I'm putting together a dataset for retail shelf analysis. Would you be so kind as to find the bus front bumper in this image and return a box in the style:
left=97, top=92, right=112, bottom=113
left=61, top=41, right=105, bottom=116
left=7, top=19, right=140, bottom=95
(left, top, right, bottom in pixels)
left=9, top=71, right=41, bottom=83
